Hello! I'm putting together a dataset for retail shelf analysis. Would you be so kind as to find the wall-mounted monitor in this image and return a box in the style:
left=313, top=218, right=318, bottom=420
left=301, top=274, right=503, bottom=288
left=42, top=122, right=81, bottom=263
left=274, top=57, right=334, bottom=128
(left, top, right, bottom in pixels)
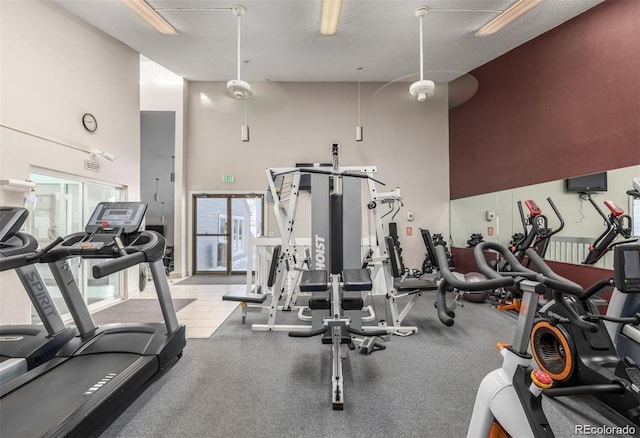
left=565, top=172, right=608, bottom=193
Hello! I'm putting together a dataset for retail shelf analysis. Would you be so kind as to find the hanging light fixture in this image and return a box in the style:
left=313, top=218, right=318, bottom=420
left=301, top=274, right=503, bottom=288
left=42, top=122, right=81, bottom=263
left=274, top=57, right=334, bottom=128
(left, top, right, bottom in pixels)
left=356, top=67, right=363, bottom=142
left=409, top=7, right=435, bottom=102
left=160, top=201, right=166, bottom=224
left=242, top=101, right=250, bottom=142
left=170, top=155, right=175, bottom=182
left=153, top=177, right=160, bottom=202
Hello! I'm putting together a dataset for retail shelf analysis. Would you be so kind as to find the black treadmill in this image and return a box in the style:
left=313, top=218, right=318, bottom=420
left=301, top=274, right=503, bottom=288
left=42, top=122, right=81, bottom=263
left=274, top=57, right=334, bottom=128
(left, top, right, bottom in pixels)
left=0, top=207, right=75, bottom=384
left=0, top=202, right=186, bottom=437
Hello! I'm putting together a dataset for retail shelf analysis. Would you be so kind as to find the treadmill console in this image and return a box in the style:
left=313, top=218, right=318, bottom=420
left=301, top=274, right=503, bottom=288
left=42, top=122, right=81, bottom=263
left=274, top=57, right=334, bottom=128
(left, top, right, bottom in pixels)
left=615, top=245, right=640, bottom=293
left=85, top=202, right=147, bottom=235
left=0, top=207, right=28, bottom=243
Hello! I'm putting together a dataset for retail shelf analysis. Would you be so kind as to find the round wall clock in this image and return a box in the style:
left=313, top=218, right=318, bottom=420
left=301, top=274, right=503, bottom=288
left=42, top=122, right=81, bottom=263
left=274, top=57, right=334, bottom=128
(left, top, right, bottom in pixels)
left=82, top=113, right=97, bottom=132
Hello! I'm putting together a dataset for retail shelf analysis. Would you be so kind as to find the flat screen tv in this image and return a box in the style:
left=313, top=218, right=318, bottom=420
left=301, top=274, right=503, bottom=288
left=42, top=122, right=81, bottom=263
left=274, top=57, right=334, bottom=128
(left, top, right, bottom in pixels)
left=565, top=172, right=608, bottom=193
left=295, top=163, right=333, bottom=191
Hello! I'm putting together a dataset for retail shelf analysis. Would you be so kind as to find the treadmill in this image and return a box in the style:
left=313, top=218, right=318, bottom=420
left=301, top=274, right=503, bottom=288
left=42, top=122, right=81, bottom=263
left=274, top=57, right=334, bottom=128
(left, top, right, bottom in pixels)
left=0, top=202, right=186, bottom=438
left=0, top=207, right=75, bottom=383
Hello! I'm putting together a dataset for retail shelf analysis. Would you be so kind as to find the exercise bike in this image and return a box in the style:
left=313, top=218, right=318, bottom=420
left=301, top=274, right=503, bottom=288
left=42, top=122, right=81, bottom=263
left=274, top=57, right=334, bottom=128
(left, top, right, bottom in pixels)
left=435, top=242, right=564, bottom=437
left=530, top=244, right=640, bottom=426
left=605, top=179, right=640, bottom=362
left=492, top=197, right=564, bottom=311
left=580, top=192, right=635, bottom=265
left=436, top=242, right=636, bottom=437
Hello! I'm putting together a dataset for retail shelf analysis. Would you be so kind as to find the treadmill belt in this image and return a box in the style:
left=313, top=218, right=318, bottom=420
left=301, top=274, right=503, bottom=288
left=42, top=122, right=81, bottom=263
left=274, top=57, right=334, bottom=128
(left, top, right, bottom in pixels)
left=0, top=353, right=156, bottom=437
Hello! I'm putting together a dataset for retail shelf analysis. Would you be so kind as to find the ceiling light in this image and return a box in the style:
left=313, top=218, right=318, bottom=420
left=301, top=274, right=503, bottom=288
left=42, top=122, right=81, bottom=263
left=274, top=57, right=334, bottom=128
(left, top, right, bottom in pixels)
left=320, top=0, right=343, bottom=36
left=122, top=0, right=177, bottom=35
left=476, top=0, right=544, bottom=36
left=410, top=7, right=435, bottom=102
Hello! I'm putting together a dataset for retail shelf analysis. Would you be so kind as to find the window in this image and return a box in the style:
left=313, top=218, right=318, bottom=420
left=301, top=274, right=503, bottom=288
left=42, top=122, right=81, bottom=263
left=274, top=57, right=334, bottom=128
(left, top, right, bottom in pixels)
left=29, top=171, right=125, bottom=321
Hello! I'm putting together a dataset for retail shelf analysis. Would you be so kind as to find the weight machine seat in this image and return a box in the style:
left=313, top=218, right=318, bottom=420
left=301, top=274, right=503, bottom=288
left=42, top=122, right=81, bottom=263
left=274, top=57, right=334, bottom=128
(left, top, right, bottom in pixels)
left=393, top=277, right=438, bottom=293
left=300, top=270, right=329, bottom=292
left=222, top=289, right=268, bottom=304
left=342, top=269, right=372, bottom=291
left=309, top=298, right=331, bottom=310
left=342, top=298, right=364, bottom=311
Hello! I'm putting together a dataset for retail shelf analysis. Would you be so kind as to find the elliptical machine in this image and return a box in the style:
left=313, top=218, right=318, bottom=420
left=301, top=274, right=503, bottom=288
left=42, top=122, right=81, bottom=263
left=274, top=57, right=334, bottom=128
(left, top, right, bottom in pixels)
left=530, top=244, right=640, bottom=426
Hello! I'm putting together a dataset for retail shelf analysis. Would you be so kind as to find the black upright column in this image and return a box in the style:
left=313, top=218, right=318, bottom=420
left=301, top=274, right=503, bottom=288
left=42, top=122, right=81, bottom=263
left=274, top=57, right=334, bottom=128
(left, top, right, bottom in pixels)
left=329, top=193, right=343, bottom=274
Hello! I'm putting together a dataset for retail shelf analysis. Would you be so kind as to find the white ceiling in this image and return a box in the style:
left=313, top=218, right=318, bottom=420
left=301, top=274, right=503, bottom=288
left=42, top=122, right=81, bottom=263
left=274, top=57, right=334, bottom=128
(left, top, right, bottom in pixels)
left=55, top=0, right=603, bottom=83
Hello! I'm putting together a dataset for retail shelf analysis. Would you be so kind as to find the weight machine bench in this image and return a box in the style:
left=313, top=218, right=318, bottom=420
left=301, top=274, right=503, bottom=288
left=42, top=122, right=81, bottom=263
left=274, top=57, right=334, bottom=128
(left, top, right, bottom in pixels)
left=222, top=246, right=280, bottom=324
left=289, top=268, right=387, bottom=410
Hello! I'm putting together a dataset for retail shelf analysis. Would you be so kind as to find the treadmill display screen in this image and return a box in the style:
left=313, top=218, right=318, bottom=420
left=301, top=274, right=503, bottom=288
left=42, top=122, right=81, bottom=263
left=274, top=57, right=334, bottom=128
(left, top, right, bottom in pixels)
left=615, top=245, right=640, bottom=293
left=102, top=209, right=134, bottom=221
left=85, top=202, right=148, bottom=234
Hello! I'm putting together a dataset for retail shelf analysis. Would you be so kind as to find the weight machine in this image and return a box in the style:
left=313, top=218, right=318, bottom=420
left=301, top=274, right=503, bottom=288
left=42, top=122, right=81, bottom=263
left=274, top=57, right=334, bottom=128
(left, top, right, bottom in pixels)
left=247, top=145, right=419, bottom=336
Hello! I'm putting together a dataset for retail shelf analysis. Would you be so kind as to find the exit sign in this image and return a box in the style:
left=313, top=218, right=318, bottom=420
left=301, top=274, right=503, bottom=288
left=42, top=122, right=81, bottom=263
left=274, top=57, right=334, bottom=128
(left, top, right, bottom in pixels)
left=222, top=174, right=234, bottom=183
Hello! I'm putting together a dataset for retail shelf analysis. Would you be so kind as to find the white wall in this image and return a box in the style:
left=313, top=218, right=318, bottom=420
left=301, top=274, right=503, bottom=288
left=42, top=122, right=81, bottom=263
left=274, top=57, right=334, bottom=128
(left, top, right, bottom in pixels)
left=185, top=81, right=450, bottom=274
left=0, top=1, right=140, bottom=324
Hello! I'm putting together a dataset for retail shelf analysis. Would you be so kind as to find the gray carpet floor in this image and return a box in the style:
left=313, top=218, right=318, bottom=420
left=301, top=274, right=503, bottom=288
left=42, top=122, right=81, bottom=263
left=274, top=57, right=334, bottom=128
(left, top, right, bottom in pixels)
left=174, top=275, right=252, bottom=285
left=100, top=295, right=635, bottom=438
left=91, top=299, right=195, bottom=325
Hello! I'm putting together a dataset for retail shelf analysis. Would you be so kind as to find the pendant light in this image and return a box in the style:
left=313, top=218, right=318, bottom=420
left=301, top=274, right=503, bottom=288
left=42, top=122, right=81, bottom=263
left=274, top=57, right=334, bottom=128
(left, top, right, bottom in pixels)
left=153, top=177, right=159, bottom=202
left=242, top=100, right=250, bottom=142
left=356, top=67, right=363, bottom=142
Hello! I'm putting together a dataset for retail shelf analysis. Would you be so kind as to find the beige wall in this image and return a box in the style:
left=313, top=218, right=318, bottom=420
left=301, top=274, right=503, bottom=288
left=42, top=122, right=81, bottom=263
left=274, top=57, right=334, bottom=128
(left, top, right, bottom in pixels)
left=185, top=81, right=450, bottom=274
left=0, top=1, right=140, bottom=324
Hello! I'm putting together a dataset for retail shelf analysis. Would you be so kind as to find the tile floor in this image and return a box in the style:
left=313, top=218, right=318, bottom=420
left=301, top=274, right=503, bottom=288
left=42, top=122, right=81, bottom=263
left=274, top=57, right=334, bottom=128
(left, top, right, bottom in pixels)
left=129, top=279, right=243, bottom=339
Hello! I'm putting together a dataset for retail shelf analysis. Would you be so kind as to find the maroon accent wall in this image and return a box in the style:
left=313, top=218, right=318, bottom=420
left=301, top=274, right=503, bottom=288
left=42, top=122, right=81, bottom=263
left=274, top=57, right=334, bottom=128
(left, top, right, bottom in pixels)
left=449, top=0, right=640, bottom=200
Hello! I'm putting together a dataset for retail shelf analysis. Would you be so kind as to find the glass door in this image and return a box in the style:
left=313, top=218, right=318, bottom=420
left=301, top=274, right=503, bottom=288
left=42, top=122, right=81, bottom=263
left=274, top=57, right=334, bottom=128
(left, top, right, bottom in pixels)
left=193, top=194, right=263, bottom=275
left=29, top=171, right=125, bottom=321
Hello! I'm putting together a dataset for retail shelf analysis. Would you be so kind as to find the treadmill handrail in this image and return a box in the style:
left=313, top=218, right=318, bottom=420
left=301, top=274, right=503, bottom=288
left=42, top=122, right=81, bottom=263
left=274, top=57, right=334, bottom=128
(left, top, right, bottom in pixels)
left=41, top=230, right=164, bottom=263
left=92, top=251, right=147, bottom=278
left=0, top=232, right=41, bottom=271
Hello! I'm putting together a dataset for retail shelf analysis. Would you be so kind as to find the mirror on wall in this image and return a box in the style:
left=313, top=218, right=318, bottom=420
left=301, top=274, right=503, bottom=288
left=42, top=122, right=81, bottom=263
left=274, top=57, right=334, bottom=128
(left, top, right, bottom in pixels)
left=450, top=165, right=640, bottom=269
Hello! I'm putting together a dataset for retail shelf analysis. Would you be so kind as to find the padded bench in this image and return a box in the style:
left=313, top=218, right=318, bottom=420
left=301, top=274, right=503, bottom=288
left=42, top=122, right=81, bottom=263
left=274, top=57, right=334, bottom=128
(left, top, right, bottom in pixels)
left=394, top=277, right=438, bottom=292
left=222, top=289, right=268, bottom=304
left=300, top=270, right=329, bottom=292
left=342, top=269, right=372, bottom=291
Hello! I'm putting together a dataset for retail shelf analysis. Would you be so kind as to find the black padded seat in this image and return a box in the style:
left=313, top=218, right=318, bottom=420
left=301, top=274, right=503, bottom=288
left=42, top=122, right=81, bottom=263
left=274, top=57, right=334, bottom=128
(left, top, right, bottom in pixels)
left=393, top=277, right=438, bottom=292
left=342, top=269, right=372, bottom=291
left=300, top=270, right=329, bottom=292
left=341, top=298, right=364, bottom=311
left=222, top=290, right=267, bottom=304
left=309, top=298, right=331, bottom=310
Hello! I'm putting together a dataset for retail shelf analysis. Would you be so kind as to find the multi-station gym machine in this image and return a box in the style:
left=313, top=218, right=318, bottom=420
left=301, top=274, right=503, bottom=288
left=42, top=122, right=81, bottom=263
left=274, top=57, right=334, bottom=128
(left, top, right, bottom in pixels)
left=228, top=144, right=426, bottom=337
